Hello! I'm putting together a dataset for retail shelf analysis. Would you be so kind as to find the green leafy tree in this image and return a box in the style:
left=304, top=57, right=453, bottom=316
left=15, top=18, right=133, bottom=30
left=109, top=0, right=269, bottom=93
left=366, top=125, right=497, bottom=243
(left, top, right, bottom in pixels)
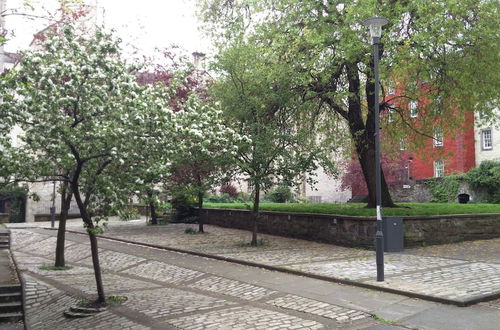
left=210, top=41, right=334, bottom=245
left=199, top=0, right=500, bottom=207
left=168, top=97, right=243, bottom=232
left=466, top=160, right=500, bottom=203
left=0, top=25, right=173, bottom=305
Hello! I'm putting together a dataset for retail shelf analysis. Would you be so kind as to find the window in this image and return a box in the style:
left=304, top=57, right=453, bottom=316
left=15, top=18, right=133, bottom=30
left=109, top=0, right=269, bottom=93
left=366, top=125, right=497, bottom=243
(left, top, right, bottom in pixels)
left=433, top=96, right=442, bottom=115
left=387, top=104, right=395, bottom=122
left=409, top=101, right=418, bottom=118
left=433, top=127, right=443, bottom=147
left=482, top=129, right=493, bottom=150
left=399, top=137, right=406, bottom=151
left=434, top=160, right=444, bottom=178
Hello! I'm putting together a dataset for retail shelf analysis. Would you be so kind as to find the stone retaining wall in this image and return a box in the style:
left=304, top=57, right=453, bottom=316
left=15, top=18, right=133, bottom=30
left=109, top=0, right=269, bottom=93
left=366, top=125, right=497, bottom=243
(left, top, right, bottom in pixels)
left=197, top=208, right=500, bottom=248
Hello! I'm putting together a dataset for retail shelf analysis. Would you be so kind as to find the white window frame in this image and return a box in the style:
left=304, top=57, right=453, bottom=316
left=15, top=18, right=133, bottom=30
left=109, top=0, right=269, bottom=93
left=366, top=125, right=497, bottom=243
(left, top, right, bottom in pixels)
left=434, top=160, right=444, bottom=178
left=433, top=96, right=442, bottom=115
left=433, top=127, right=443, bottom=147
left=387, top=105, right=395, bottom=122
left=481, top=128, right=493, bottom=150
left=409, top=101, right=418, bottom=118
left=399, top=137, right=406, bottom=151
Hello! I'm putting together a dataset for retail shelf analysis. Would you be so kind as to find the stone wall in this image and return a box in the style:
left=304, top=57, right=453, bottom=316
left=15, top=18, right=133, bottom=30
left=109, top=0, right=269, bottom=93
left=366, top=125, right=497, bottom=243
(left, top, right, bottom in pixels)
left=24, top=182, right=80, bottom=222
left=197, top=208, right=500, bottom=248
left=0, top=213, right=8, bottom=223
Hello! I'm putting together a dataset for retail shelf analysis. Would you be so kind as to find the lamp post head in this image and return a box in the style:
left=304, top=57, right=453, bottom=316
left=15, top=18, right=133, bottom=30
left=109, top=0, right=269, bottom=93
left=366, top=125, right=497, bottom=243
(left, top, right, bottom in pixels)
left=362, top=16, right=388, bottom=44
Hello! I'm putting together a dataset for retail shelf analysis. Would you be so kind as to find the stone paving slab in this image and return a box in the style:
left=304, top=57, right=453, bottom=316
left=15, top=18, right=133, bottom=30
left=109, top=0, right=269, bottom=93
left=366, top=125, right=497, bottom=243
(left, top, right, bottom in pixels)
left=78, top=250, right=146, bottom=271
left=124, top=287, right=234, bottom=319
left=190, top=275, right=277, bottom=301
left=10, top=230, right=50, bottom=248
left=23, top=274, right=149, bottom=330
left=288, top=254, right=465, bottom=281
left=219, top=247, right=372, bottom=265
left=11, top=228, right=385, bottom=329
left=82, top=222, right=500, bottom=305
left=365, top=262, right=500, bottom=303
left=168, top=306, right=324, bottom=330
left=266, top=294, right=372, bottom=323
left=123, top=260, right=205, bottom=284
left=44, top=273, right=162, bottom=295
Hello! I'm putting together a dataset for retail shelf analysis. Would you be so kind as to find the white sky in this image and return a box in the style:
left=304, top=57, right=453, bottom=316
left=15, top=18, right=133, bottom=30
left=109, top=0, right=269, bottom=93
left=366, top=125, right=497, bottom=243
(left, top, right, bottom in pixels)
left=4, top=0, right=212, bottom=58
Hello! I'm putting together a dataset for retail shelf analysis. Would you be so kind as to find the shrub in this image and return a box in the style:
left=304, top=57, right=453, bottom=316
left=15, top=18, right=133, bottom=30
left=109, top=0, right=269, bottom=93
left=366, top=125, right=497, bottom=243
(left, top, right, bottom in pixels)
left=220, top=184, right=239, bottom=198
left=171, top=193, right=196, bottom=221
left=265, top=185, right=293, bottom=203
left=466, top=160, right=500, bottom=203
left=118, top=207, right=140, bottom=221
left=205, top=193, right=233, bottom=203
left=425, top=175, right=461, bottom=203
left=0, top=185, right=27, bottom=223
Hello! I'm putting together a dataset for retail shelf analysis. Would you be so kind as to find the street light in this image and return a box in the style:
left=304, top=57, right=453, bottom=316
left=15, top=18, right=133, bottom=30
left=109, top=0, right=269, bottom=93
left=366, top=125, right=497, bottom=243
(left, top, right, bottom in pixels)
left=363, top=16, right=388, bottom=282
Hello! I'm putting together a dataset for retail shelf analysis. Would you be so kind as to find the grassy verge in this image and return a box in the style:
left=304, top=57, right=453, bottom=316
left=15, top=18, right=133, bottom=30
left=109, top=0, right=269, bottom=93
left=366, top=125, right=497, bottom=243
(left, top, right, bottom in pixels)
left=203, top=202, right=500, bottom=217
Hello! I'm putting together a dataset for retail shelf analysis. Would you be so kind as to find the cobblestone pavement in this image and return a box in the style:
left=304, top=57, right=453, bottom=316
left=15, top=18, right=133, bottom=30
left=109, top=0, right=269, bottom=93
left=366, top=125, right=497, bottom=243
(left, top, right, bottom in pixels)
left=73, top=221, right=500, bottom=305
left=11, top=228, right=381, bottom=330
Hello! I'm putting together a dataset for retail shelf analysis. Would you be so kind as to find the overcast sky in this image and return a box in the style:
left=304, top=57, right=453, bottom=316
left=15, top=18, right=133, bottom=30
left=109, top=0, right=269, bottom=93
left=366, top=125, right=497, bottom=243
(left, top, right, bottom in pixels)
left=4, top=0, right=211, bottom=58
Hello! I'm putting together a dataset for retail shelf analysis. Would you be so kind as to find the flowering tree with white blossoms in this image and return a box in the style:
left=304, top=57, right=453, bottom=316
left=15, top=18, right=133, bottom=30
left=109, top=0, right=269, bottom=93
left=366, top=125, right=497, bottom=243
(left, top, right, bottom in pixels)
left=168, top=96, right=247, bottom=232
left=0, top=25, right=175, bottom=305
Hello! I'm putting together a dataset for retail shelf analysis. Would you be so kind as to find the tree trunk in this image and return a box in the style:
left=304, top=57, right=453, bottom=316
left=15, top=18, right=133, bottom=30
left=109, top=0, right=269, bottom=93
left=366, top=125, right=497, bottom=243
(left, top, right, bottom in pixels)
left=251, top=182, right=260, bottom=246
left=345, top=62, right=395, bottom=208
left=87, top=228, right=105, bottom=304
left=147, top=189, right=157, bottom=225
left=71, top=178, right=106, bottom=305
left=357, top=146, right=394, bottom=208
left=54, top=182, right=72, bottom=267
left=197, top=192, right=204, bottom=233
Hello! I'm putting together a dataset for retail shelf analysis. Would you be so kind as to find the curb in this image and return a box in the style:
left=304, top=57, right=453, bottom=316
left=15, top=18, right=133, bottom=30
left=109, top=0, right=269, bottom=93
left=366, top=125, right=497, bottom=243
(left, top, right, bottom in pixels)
left=54, top=228, right=500, bottom=308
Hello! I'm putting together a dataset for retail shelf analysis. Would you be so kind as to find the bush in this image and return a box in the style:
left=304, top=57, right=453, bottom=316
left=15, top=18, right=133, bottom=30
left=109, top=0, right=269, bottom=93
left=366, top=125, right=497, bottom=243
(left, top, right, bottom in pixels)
left=466, top=160, right=500, bottom=203
left=220, top=184, right=239, bottom=198
left=265, top=186, right=294, bottom=203
left=205, top=193, right=233, bottom=203
left=0, top=185, right=27, bottom=223
left=425, top=175, right=461, bottom=203
left=171, top=193, right=196, bottom=222
left=118, top=207, right=140, bottom=221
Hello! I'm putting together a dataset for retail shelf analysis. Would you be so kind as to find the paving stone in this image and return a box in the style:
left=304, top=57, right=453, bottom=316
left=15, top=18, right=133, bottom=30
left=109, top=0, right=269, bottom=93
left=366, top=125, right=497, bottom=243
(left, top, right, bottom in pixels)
left=10, top=230, right=50, bottom=249
left=124, top=287, right=233, bottom=319
left=267, top=294, right=371, bottom=323
left=23, top=274, right=149, bottom=330
left=288, top=254, right=464, bottom=280
left=219, top=247, right=372, bottom=265
left=78, top=250, right=145, bottom=271
left=18, top=237, right=59, bottom=256
left=44, top=273, right=161, bottom=295
left=365, top=262, right=500, bottom=301
left=190, top=275, right=277, bottom=301
left=63, top=243, right=95, bottom=262
left=168, top=306, right=324, bottom=330
left=123, top=260, right=204, bottom=284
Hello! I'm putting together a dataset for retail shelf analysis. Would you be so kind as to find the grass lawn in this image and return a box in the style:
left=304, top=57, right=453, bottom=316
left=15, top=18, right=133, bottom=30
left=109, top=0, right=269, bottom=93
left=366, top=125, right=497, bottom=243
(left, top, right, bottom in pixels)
left=203, top=202, right=500, bottom=217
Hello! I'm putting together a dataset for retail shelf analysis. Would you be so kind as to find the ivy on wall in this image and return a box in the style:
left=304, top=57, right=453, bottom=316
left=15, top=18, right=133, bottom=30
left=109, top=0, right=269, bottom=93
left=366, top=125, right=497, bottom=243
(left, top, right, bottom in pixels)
left=0, top=185, right=27, bottom=223
left=466, top=160, right=500, bottom=203
left=425, top=175, right=462, bottom=203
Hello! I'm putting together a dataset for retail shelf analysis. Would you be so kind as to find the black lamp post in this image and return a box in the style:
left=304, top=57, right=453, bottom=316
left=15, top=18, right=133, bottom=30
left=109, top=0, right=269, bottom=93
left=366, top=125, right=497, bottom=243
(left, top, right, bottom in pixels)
left=363, top=16, right=388, bottom=282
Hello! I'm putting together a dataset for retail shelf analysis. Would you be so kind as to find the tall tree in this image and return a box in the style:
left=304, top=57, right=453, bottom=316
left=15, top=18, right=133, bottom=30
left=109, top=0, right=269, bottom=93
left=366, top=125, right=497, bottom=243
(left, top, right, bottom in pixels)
left=199, top=0, right=500, bottom=207
left=210, top=41, right=335, bottom=245
left=168, top=96, right=242, bottom=232
left=0, top=25, right=173, bottom=305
